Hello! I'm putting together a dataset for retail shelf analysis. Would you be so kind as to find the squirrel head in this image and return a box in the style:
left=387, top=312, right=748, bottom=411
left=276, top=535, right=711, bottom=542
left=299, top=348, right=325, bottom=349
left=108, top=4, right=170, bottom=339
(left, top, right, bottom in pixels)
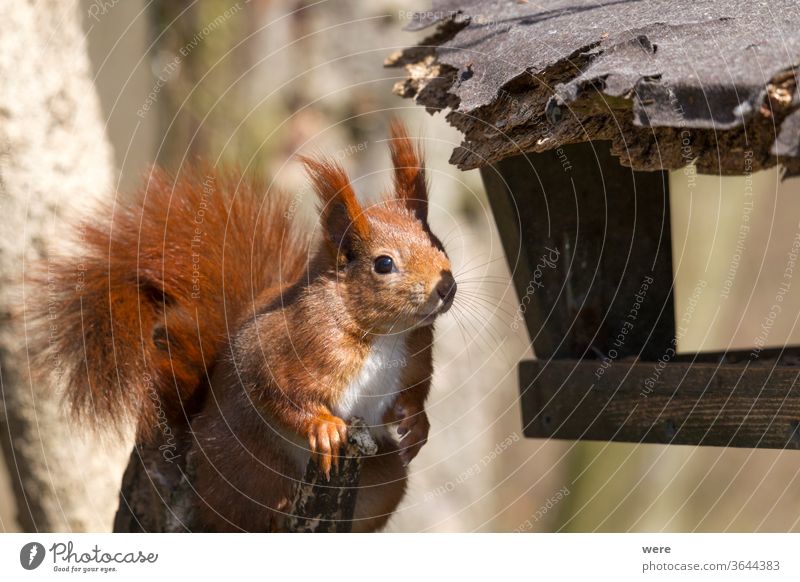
left=302, top=120, right=456, bottom=334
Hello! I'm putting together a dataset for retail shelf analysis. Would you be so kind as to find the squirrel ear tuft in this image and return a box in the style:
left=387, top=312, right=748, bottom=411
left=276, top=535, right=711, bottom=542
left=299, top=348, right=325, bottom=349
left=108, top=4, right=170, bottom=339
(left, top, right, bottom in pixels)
left=388, top=119, right=428, bottom=221
left=301, top=155, right=369, bottom=254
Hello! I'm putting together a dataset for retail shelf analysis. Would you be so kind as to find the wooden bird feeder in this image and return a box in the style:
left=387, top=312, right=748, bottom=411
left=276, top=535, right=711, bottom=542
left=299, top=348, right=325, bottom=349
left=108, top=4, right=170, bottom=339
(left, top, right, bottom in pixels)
left=387, top=0, right=800, bottom=450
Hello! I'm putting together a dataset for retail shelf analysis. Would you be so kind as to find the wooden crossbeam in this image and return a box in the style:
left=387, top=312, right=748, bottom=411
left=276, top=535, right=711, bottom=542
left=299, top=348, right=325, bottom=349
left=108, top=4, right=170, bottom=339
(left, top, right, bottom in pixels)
left=520, top=358, right=800, bottom=449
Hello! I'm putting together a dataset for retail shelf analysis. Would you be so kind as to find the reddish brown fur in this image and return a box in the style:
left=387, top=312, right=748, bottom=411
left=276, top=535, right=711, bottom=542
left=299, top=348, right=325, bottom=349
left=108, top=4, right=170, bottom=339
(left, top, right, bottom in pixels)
left=30, top=164, right=308, bottom=439
left=30, top=121, right=455, bottom=531
left=388, top=119, right=428, bottom=220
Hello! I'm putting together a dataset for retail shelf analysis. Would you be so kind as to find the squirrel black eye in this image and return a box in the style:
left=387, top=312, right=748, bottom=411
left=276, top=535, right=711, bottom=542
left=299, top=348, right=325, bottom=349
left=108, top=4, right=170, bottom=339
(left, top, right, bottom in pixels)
left=373, top=255, right=395, bottom=274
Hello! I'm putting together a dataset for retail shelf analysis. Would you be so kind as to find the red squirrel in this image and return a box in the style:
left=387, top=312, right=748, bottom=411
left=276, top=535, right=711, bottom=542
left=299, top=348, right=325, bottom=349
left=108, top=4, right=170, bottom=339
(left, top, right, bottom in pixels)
left=33, top=121, right=456, bottom=532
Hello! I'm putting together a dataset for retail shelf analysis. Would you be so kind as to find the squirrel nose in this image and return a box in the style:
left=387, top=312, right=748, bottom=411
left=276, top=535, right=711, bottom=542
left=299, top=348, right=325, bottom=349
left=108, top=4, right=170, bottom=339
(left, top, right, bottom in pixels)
left=435, top=272, right=457, bottom=305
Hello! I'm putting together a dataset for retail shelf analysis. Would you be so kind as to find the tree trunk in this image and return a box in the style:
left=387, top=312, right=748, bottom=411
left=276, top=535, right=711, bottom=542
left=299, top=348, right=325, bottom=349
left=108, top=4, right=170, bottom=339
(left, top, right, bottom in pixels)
left=0, top=0, right=131, bottom=532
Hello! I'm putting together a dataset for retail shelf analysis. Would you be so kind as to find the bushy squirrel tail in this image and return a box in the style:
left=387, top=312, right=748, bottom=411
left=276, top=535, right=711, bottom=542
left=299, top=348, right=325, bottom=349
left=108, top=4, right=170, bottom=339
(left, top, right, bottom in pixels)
left=30, top=165, right=307, bottom=438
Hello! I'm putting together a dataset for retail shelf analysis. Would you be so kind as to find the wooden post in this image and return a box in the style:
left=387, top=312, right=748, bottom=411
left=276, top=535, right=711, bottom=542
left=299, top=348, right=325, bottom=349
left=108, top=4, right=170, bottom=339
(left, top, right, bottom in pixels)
left=113, top=419, right=375, bottom=532
left=285, top=418, right=377, bottom=532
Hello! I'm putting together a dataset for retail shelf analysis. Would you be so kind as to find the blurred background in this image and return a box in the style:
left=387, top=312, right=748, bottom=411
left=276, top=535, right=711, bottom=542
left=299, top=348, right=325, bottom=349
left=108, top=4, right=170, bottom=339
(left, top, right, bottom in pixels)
left=2, top=0, right=800, bottom=532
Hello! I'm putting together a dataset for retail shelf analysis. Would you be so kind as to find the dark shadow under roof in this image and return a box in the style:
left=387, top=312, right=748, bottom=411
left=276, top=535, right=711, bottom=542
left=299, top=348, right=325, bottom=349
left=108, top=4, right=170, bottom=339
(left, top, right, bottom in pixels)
left=386, top=0, right=800, bottom=176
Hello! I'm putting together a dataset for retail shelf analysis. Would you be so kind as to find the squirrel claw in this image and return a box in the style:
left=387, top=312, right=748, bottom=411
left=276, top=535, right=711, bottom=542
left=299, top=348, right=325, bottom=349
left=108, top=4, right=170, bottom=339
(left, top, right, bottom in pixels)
left=391, top=404, right=430, bottom=466
left=307, top=414, right=347, bottom=481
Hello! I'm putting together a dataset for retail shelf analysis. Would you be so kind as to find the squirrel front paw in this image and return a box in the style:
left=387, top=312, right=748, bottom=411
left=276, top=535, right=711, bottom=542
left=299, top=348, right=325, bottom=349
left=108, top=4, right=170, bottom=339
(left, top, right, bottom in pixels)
left=388, top=400, right=430, bottom=466
left=307, top=413, right=348, bottom=480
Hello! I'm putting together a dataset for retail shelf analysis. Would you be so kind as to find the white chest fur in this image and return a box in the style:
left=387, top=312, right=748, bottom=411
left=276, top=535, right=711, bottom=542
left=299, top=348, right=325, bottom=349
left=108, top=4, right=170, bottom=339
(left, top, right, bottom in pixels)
left=334, top=333, right=408, bottom=429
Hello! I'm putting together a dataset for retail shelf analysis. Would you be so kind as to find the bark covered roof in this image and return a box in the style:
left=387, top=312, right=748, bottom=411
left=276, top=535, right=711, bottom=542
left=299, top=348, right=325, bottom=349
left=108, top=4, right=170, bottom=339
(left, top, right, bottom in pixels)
left=386, top=0, right=800, bottom=175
